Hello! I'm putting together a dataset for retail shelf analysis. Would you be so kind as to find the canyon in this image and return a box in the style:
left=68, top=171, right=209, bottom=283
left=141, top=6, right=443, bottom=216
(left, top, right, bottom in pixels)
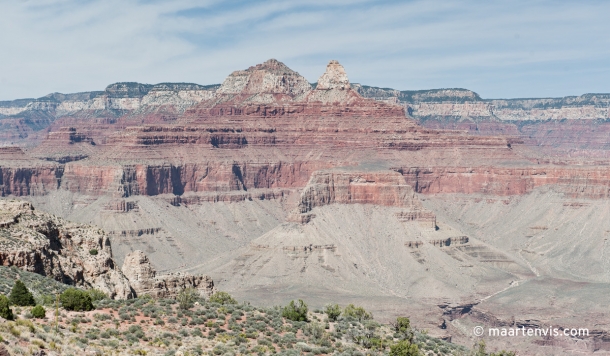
left=1, top=58, right=610, bottom=354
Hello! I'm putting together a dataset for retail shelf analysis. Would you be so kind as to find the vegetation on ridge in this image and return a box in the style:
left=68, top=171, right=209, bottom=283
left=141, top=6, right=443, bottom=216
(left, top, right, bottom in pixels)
left=0, top=267, right=516, bottom=356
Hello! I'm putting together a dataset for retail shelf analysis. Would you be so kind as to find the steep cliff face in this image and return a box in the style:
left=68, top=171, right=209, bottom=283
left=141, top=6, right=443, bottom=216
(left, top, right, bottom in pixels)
left=0, top=148, right=62, bottom=197
left=121, top=250, right=214, bottom=298
left=0, top=199, right=134, bottom=299
left=396, top=166, right=610, bottom=198
left=290, top=169, right=436, bottom=227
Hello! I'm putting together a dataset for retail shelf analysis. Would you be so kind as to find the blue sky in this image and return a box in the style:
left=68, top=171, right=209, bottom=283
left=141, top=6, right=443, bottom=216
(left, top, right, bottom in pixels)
left=1, top=0, right=609, bottom=100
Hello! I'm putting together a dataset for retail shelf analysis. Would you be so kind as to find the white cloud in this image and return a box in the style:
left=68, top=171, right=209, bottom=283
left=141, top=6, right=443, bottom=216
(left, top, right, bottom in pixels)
left=0, top=0, right=609, bottom=99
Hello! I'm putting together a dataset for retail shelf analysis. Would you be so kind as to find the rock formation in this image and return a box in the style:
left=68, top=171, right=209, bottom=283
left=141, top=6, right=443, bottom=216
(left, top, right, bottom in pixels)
left=0, top=199, right=133, bottom=299
left=121, top=250, right=214, bottom=298
left=352, top=86, right=610, bottom=155
left=290, top=169, right=436, bottom=228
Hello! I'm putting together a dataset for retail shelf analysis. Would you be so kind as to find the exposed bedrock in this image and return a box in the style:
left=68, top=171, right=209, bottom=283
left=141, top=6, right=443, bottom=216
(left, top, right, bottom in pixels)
left=289, top=169, right=436, bottom=228
left=0, top=200, right=134, bottom=299
left=121, top=250, right=214, bottom=298
left=5, top=158, right=610, bottom=200
left=2, top=59, right=610, bottom=203
left=397, top=166, right=610, bottom=198
left=59, top=161, right=330, bottom=197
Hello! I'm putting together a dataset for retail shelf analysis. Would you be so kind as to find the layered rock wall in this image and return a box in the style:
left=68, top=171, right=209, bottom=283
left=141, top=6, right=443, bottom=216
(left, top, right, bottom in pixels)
left=397, top=166, right=610, bottom=198
left=290, top=170, right=436, bottom=227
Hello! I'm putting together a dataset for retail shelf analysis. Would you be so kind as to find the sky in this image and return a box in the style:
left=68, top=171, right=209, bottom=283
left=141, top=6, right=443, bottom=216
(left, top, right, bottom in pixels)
left=1, top=0, right=610, bottom=100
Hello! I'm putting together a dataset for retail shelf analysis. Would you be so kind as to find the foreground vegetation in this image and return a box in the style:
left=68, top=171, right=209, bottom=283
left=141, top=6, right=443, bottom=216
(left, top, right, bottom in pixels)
left=0, top=267, right=514, bottom=356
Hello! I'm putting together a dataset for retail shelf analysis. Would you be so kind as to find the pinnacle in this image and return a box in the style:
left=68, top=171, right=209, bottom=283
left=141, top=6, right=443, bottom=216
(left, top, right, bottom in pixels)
left=315, top=60, right=350, bottom=90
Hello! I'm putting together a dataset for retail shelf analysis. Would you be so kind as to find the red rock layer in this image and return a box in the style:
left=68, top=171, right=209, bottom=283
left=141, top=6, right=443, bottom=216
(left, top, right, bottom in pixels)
left=2, top=59, right=610, bottom=201
left=396, top=166, right=610, bottom=199
left=290, top=169, right=436, bottom=227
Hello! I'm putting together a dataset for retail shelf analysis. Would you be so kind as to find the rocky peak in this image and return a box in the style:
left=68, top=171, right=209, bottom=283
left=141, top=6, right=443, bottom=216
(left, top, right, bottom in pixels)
left=315, top=60, right=350, bottom=90
left=248, top=58, right=292, bottom=73
left=216, top=59, right=312, bottom=98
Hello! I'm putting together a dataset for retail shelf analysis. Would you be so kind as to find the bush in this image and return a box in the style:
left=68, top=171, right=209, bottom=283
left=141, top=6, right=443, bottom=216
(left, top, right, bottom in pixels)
left=60, top=288, right=94, bottom=311
left=208, top=291, right=237, bottom=305
left=89, top=249, right=98, bottom=255
left=0, top=295, right=14, bottom=320
left=282, top=299, right=308, bottom=322
left=87, top=289, right=108, bottom=302
left=32, top=305, right=46, bottom=319
left=393, top=317, right=414, bottom=342
left=9, top=280, right=36, bottom=306
left=389, top=340, right=420, bottom=356
left=325, top=303, right=341, bottom=321
left=342, top=304, right=372, bottom=322
left=177, top=288, right=198, bottom=310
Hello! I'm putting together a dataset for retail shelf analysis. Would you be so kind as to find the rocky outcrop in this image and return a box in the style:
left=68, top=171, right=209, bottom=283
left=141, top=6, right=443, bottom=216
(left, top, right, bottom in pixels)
left=0, top=200, right=134, bottom=299
left=121, top=250, right=214, bottom=298
left=290, top=169, right=436, bottom=227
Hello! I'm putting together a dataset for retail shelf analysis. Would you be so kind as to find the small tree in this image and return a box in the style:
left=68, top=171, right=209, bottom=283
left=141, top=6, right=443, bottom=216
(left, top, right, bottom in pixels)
left=389, top=340, right=420, bottom=356
left=342, top=304, right=372, bottom=322
left=60, top=288, right=94, bottom=311
left=392, top=317, right=414, bottom=342
left=324, top=303, right=341, bottom=321
left=31, top=305, right=46, bottom=319
left=208, top=291, right=237, bottom=305
left=282, top=299, right=308, bottom=322
left=0, top=295, right=14, bottom=320
left=9, top=280, right=35, bottom=306
left=177, top=288, right=198, bottom=310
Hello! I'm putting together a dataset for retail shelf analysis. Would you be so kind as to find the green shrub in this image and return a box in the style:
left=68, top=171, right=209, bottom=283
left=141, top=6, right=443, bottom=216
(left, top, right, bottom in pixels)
left=208, top=291, right=237, bottom=305
left=342, top=304, right=372, bottom=322
left=60, top=288, right=94, bottom=311
left=389, top=340, right=420, bottom=356
left=282, top=299, right=308, bottom=322
left=0, top=295, right=14, bottom=320
left=89, top=249, right=98, bottom=255
left=393, top=317, right=414, bottom=342
left=177, top=288, right=198, bottom=310
left=32, top=305, right=46, bottom=319
left=87, top=289, right=107, bottom=302
left=9, top=280, right=35, bottom=306
left=325, top=303, right=341, bottom=321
